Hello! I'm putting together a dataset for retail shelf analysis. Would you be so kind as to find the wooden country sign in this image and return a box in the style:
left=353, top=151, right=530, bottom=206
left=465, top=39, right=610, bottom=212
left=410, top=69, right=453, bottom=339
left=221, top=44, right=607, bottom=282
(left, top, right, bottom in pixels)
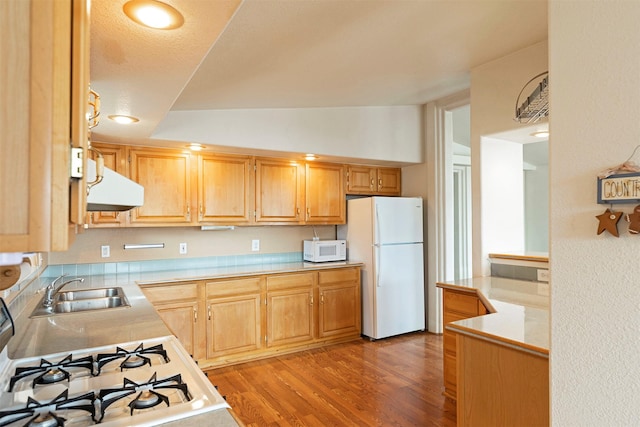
left=597, top=172, right=640, bottom=204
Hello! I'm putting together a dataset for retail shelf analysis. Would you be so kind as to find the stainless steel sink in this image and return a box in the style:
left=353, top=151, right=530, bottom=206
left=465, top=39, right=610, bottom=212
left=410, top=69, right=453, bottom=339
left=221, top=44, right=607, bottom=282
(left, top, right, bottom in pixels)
left=30, top=287, right=130, bottom=317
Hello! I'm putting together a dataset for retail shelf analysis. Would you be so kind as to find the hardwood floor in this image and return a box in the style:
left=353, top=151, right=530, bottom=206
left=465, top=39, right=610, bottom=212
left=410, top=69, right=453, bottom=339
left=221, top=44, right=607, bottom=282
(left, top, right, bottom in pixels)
left=205, top=332, right=456, bottom=427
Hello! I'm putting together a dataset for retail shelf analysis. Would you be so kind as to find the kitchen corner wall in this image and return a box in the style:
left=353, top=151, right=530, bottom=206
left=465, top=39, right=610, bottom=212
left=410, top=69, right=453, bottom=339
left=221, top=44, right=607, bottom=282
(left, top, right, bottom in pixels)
left=48, top=225, right=335, bottom=265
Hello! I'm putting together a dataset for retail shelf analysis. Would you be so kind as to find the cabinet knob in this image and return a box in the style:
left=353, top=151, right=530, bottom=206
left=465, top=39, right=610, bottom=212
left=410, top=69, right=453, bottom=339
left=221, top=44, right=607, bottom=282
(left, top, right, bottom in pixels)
left=194, top=308, right=198, bottom=323
left=208, top=305, right=211, bottom=320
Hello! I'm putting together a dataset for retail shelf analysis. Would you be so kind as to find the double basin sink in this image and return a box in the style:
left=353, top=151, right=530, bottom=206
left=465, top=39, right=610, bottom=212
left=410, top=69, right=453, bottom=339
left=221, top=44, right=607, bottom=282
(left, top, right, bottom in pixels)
left=30, top=287, right=130, bottom=317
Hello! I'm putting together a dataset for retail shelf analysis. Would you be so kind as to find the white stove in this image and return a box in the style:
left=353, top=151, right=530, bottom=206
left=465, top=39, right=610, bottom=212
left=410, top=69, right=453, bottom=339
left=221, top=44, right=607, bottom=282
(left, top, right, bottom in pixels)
left=0, top=299, right=229, bottom=427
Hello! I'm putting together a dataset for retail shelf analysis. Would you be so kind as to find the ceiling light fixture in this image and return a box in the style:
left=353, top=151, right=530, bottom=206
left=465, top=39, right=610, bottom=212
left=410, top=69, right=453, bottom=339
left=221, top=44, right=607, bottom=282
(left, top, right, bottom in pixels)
left=531, top=130, right=550, bottom=138
left=108, top=114, right=140, bottom=124
left=123, top=0, right=184, bottom=30
left=187, top=143, right=203, bottom=151
left=305, top=154, right=318, bottom=161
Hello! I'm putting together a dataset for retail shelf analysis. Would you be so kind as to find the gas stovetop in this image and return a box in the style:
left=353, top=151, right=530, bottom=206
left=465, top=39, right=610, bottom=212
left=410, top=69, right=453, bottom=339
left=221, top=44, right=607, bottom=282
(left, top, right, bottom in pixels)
left=0, top=298, right=228, bottom=427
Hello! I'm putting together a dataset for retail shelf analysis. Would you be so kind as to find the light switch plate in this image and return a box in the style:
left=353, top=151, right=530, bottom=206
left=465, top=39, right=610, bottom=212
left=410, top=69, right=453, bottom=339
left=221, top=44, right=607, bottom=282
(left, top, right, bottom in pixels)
left=179, top=243, right=187, bottom=255
left=537, top=269, right=549, bottom=282
left=251, top=240, right=260, bottom=251
left=101, top=245, right=110, bottom=258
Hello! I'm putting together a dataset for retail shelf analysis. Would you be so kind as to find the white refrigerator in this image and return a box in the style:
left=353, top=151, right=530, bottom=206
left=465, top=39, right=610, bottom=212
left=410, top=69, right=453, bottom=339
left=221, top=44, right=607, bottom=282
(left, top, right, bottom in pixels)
left=337, top=196, right=425, bottom=339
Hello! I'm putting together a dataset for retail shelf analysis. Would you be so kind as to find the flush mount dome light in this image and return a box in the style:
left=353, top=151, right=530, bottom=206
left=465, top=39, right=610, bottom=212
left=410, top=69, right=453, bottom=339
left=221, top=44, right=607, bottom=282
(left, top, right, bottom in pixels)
left=187, top=143, right=203, bottom=151
left=108, top=114, right=139, bottom=124
left=531, top=130, right=550, bottom=138
left=304, top=154, right=318, bottom=161
left=123, top=0, right=184, bottom=30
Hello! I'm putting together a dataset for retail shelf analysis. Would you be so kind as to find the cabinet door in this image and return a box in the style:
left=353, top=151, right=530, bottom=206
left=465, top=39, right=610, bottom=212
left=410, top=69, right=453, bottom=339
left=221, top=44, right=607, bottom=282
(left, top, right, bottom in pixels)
left=129, top=148, right=193, bottom=224
left=255, top=158, right=304, bottom=223
left=305, top=163, right=346, bottom=224
left=318, top=268, right=361, bottom=338
left=155, top=301, right=198, bottom=357
left=346, top=166, right=376, bottom=194
left=86, top=143, right=128, bottom=227
left=199, top=154, right=252, bottom=224
left=318, top=284, right=360, bottom=338
left=267, top=288, right=314, bottom=347
left=206, top=294, right=262, bottom=358
left=376, top=167, right=401, bottom=195
left=0, top=0, right=84, bottom=252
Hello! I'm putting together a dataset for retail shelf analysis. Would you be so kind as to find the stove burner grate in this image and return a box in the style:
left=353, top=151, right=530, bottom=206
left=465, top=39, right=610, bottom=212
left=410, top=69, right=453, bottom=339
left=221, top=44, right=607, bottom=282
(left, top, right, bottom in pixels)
left=8, top=355, right=94, bottom=391
left=98, top=372, right=191, bottom=421
left=0, top=390, right=96, bottom=427
left=95, top=343, right=169, bottom=374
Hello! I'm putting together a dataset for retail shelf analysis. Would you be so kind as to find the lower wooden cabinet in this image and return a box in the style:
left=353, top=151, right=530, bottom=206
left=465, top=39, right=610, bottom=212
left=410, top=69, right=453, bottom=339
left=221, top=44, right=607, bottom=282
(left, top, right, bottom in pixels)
left=140, top=282, right=202, bottom=359
left=141, top=266, right=361, bottom=368
left=205, top=277, right=263, bottom=358
left=442, top=288, right=489, bottom=401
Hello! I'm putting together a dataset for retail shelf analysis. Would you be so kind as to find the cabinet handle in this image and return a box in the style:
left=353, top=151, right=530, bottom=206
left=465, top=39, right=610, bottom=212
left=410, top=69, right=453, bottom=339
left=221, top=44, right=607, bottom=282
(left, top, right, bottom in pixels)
left=199, top=203, right=203, bottom=220
left=320, top=294, right=324, bottom=304
left=193, top=308, right=197, bottom=323
left=310, top=294, right=313, bottom=305
left=378, top=178, right=382, bottom=189
left=186, top=204, right=191, bottom=220
left=208, top=305, right=211, bottom=320
left=306, top=207, right=310, bottom=219
left=296, top=207, right=300, bottom=218
left=370, top=178, right=375, bottom=189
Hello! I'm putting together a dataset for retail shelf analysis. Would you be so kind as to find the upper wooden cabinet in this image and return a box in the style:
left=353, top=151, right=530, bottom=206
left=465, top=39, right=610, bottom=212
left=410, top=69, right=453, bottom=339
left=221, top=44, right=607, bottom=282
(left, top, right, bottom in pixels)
left=305, top=163, right=346, bottom=224
left=199, top=154, right=253, bottom=224
left=129, top=147, right=193, bottom=225
left=346, top=166, right=401, bottom=196
left=0, top=0, right=89, bottom=253
left=87, top=143, right=128, bottom=227
left=255, top=158, right=305, bottom=224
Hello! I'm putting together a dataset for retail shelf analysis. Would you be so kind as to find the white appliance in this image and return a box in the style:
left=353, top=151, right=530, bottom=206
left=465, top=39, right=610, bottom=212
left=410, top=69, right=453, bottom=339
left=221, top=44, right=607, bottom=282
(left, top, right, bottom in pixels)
left=338, top=197, right=425, bottom=339
left=303, top=239, right=346, bottom=262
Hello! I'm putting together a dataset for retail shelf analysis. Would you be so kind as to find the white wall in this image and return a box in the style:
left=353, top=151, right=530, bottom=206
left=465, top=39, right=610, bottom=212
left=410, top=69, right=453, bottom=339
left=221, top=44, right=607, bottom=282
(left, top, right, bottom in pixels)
left=525, top=164, right=549, bottom=252
left=470, top=41, right=548, bottom=276
left=481, top=137, right=525, bottom=255
left=549, top=1, right=640, bottom=425
left=153, top=106, right=423, bottom=164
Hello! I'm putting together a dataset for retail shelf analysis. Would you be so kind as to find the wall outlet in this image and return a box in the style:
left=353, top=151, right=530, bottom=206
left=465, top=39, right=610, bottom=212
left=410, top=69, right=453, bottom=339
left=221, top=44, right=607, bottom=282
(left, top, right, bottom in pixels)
left=179, top=243, right=187, bottom=255
left=537, top=269, right=550, bottom=282
left=101, top=245, right=110, bottom=258
left=251, top=239, right=260, bottom=251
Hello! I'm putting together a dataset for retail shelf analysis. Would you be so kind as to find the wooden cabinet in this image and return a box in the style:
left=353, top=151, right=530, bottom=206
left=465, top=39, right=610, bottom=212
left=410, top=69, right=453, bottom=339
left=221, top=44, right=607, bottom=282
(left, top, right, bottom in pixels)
left=442, top=288, right=489, bottom=401
left=205, top=277, right=263, bottom=358
left=0, top=0, right=89, bottom=252
left=129, top=147, right=193, bottom=225
left=266, top=273, right=315, bottom=347
left=317, top=267, right=361, bottom=338
left=255, top=158, right=304, bottom=224
left=198, top=153, right=253, bottom=224
left=86, top=142, right=128, bottom=227
left=141, top=266, right=361, bottom=369
left=141, top=282, right=202, bottom=359
left=305, top=163, right=346, bottom=224
left=346, top=166, right=401, bottom=196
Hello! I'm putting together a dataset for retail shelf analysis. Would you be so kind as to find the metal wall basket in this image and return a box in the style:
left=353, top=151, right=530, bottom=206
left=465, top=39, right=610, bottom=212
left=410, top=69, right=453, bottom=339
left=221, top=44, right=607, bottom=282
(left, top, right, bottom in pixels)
left=514, top=71, right=549, bottom=123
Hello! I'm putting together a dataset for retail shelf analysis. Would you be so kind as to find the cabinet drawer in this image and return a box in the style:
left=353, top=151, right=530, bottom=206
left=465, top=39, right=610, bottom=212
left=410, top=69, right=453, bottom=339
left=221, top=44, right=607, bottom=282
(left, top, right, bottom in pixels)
left=443, top=353, right=457, bottom=391
left=266, top=272, right=314, bottom=291
left=318, top=268, right=359, bottom=285
left=206, top=277, right=262, bottom=297
left=444, top=290, right=479, bottom=316
left=141, top=282, right=199, bottom=303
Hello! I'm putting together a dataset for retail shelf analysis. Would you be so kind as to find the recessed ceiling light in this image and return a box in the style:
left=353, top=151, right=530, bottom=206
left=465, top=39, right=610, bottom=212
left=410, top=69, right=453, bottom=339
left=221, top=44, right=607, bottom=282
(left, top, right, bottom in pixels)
left=305, top=154, right=318, bottom=161
left=531, top=130, right=549, bottom=138
left=187, top=143, right=204, bottom=151
left=123, top=0, right=184, bottom=30
left=108, top=114, right=139, bottom=124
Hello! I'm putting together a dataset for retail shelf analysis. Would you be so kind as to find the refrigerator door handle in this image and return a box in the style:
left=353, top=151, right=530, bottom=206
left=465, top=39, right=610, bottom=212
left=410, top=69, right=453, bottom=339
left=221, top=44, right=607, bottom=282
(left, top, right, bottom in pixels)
left=375, top=204, right=380, bottom=245
left=376, top=245, right=381, bottom=287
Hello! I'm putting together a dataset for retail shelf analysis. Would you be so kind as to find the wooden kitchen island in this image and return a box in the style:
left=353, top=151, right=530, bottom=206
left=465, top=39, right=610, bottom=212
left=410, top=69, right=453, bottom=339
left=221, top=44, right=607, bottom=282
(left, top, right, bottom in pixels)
left=437, top=277, right=549, bottom=427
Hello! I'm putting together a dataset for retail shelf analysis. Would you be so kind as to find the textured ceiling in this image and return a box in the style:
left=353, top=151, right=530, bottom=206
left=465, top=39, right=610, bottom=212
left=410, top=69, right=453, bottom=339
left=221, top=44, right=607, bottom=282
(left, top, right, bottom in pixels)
left=89, top=0, right=548, bottom=146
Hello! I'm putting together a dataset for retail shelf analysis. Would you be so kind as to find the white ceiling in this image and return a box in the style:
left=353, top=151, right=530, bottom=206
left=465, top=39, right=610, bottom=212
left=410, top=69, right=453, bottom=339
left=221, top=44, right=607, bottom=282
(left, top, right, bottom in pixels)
left=89, top=0, right=548, bottom=148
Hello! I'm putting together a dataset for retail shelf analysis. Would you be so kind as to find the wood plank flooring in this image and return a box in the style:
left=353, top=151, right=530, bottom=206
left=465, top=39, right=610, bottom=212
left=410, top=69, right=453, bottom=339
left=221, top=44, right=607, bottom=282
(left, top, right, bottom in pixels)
left=205, top=332, right=456, bottom=427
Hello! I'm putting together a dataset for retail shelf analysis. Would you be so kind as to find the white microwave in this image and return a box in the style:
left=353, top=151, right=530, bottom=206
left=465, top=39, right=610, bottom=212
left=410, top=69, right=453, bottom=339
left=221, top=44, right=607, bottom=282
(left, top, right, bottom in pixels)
left=303, top=240, right=346, bottom=262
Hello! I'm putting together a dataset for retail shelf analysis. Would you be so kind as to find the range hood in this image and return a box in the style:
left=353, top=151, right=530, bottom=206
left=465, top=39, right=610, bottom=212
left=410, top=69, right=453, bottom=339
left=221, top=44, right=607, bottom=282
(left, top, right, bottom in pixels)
left=86, top=159, right=144, bottom=211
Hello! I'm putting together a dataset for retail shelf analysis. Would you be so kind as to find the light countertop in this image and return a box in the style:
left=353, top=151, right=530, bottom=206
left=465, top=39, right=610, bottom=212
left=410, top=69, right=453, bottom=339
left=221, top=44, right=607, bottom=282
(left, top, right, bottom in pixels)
left=437, top=276, right=549, bottom=357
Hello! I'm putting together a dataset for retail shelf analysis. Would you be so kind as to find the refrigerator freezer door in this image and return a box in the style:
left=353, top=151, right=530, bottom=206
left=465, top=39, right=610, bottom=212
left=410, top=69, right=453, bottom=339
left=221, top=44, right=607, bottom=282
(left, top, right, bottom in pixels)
left=370, top=243, right=425, bottom=339
left=373, top=197, right=423, bottom=245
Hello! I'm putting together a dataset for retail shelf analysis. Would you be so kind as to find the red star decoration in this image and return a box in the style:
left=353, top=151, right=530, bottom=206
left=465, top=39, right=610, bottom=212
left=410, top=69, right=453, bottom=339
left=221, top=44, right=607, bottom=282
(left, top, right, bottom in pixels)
left=596, top=208, right=623, bottom=237
left=626, top=205, right=640, bottom=234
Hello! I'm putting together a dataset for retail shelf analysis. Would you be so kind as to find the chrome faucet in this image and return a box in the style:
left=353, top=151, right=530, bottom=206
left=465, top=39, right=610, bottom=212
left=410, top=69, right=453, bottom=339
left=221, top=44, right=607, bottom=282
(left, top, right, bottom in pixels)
left=43, top=275, right=84, bottom=308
